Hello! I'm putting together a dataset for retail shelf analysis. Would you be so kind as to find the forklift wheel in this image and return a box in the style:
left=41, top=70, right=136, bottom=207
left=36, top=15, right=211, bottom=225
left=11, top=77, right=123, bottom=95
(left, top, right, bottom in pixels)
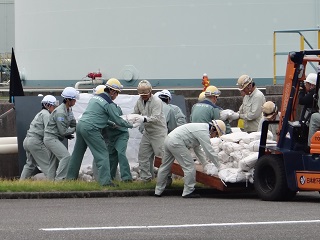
left=254, top=154, right=296, bottom=201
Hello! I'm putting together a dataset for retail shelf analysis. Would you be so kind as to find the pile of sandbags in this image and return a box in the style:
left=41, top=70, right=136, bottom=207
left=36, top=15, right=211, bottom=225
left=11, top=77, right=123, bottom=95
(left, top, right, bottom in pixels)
left=209, top=131, right=276, bottom=184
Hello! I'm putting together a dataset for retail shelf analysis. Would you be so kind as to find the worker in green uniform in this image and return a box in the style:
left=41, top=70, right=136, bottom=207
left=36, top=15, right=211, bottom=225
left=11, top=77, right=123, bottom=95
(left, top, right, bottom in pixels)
left=66, top=78, right=133, bottom=186
left=190, top=85, right=232, bottom=134
left=44, top=87, right=78, bottom=180
left=95, top=84, right=133, bottom=182
left=20, top=95, right=57, bottom=180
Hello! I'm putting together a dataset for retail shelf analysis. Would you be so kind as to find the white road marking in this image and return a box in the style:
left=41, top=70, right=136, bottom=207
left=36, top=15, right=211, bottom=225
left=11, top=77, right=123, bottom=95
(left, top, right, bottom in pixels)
left=40, top=219, right=320, bottom=231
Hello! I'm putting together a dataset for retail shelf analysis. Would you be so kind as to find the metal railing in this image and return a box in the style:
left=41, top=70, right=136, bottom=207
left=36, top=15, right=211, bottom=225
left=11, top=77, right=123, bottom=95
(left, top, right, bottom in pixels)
left=273, top=28, right=320, bottom=85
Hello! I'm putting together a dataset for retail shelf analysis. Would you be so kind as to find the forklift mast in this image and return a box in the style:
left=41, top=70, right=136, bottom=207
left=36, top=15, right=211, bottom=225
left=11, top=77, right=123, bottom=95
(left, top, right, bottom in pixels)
left=277, top=50, right=320, bottom=150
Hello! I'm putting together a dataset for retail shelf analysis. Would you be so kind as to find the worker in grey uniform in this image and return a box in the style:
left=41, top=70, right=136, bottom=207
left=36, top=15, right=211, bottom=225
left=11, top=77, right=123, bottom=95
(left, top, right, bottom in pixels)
left=155, top=120, right=226, bottom=198
left=67, top=78, right=133, bottom=186
left=133, top=80, right=167, bottom=182
left=190, top=85, right=232, bottom=134
left=95, top=81, right=133, bottom=182
left=160, top=89, right=187, bottom=126
left=20, top=95, right=57, bottom=180
left=237, top=74, right=266, bottom=133
left=44, top=87, right=78, bottom=180
left=258, top=101, right=280, bottom=141
left=157, top=91, right=178, bottom=133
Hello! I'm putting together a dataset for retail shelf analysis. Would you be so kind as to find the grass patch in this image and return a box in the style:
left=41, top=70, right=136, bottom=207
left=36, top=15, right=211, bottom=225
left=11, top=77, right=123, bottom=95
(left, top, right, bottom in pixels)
left=0, top=179, right=191, bottom=193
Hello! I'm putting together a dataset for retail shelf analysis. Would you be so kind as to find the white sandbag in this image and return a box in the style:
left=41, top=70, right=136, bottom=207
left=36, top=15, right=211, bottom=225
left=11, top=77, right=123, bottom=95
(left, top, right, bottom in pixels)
left=217, top=150, right=230, bottom=163
left=204, top=163, right=219, bottom=176
left=238, top=152, right=259, bottom=171
left=240, top=148, right=252, bottom=158
left=248, top=140, right=260, bottom=152
left=220, top=131, right=249, bottom=142
left=219, top=162, right=234, bottom=170
left=218, top=168, right=246, bottom=183
left=229, top=150, right=245, bottom=162
left=219, top=109, right=230, bottom=121
left=120, top=113, right=143, bottom=124
left=210, top=138, right=222, bottom=152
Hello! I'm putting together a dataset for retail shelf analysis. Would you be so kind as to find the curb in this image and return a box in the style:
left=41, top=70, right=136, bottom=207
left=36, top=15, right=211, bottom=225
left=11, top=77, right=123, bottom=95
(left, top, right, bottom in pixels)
left=0, top=189, right=184, bottom=199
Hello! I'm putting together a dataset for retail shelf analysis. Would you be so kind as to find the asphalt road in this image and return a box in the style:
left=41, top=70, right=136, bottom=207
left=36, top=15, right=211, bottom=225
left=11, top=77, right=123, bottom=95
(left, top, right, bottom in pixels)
left=0, top=191, right=320, bottom=240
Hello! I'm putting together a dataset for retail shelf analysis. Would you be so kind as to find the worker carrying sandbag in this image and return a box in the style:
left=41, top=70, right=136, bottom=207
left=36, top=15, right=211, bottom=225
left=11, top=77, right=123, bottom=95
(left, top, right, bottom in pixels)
left=154, top=120, right=226, bottom=198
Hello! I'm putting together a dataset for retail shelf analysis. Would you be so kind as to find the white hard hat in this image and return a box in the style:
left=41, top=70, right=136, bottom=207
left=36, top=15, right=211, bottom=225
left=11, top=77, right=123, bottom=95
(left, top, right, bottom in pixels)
left=154, top=91, right=161, bottom=98
left=305, top=73, right=317, bottom=85
left=262, top=101, right=278, bottom=118
left=61, top=87, right=79, bottom=99
left=237, top=75, right=253, bottom=90
left=205, top=85, right=221, bottom=97
left=210, top=120, right=226, bottom=137
left=137, top=80, right=152, bottom=95
left=41, top=95, right=57, bottom=106
left=159, top=89, right=172, bottom=100
left=94, top=85, right=106, bottom=94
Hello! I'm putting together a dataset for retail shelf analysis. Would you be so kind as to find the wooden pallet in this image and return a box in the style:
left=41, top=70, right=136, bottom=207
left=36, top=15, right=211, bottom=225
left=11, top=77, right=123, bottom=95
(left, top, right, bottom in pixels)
left=154, top=158, right=251, bottom=192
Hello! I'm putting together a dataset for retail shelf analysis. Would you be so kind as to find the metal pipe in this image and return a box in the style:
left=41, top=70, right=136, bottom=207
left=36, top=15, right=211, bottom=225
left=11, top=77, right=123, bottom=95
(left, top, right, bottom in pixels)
left=0, top=144, right=18, bottom=154
left=0, top=137, right=17, bottom=145
left=74, top=78, right=104, bottom=89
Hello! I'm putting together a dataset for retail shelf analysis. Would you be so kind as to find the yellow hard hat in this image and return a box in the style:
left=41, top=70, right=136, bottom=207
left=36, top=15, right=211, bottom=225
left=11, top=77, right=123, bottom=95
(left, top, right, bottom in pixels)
left=105, top=78, right=123, bottom=92
left=211, top=119, right=226, bottom=137
left=198, top=92, right=205, bottom=101
left=137, top=80, right=152, bottom=95
left=205, top=85, right=221, bottom=97
left=94, top=85, right=106, bottom=94
left=237, top=74, right=253, bottom=90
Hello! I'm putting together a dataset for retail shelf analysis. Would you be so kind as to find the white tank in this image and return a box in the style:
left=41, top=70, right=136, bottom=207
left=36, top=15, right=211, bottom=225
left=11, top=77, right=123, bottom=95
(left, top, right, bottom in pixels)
left=13, top=0, right=320, bottom=87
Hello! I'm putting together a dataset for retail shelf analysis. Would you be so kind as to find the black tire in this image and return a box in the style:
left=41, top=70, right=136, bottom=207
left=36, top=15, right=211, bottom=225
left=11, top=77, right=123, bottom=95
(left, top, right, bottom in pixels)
left=254, top=154, right=296, bottom=201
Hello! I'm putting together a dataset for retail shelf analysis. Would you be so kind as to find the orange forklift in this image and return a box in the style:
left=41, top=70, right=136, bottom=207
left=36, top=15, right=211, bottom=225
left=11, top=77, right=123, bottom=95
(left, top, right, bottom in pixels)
left=254, top=49, right=320, bottom=201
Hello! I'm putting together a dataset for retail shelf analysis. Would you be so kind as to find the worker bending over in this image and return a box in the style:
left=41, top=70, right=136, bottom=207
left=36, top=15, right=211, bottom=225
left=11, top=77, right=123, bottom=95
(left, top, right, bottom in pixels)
left=67, top=78, right=133, bottom=186
left=20, top=95, right=57, bottom=180
left=155, top=120, right=226, bottom=198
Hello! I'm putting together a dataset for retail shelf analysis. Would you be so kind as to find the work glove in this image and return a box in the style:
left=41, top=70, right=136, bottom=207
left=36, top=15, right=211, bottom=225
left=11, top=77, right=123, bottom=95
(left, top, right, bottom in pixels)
left=65, top=134, right=74, bottom=140
left=134, top=115, right=146, bottom=124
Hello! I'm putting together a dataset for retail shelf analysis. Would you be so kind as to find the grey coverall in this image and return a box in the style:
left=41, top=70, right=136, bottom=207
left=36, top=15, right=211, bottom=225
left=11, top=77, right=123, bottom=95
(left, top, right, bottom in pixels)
left=163, top=103, right=178, bottom=133
left=155, top=123, right=220, bottom=197
left=67, top=93, right=132, bottom=186
left=169, top=104, right=187, bottom=126
left=239, top=88, right=266, bottom=133
left=20, top=109, right=53, bottom=179
left=190, top=97, right=232, bottom=134
left=133, top=95, right=167, bottom=181
left=44, top=103, right=76, bottom=180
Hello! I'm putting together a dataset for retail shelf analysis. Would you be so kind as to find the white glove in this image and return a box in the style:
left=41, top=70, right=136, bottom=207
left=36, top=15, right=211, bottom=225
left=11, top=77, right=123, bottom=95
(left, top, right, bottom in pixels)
left=132, top=122, right=140, bottom=128
left=134, top=115, right=145, bottom=124
left=228, top=111, right=240, bottom=121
